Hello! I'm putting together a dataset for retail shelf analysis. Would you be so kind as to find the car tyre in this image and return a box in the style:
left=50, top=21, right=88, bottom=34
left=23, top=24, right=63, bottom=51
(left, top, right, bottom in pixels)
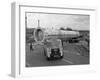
left=60, top=55, right=64, bottom=59
left=47, top=57, right=51, bottom=60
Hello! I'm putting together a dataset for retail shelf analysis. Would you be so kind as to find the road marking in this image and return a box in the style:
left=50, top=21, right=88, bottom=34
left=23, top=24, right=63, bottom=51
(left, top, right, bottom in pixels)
left=62, top=58, right=73, bottom=64
left=63, top=50, right=81, bottom=56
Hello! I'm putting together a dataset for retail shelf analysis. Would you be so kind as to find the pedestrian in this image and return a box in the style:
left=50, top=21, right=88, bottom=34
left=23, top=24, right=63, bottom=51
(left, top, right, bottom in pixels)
left=30, top=42, right=33, bottom=51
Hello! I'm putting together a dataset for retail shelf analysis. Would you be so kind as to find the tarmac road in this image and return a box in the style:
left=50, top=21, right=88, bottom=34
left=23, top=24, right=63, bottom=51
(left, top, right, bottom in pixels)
left=26, top=42, right=89, bottom=67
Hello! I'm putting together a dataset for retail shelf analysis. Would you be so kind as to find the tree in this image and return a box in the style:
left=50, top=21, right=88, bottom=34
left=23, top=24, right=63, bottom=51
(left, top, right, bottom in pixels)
left=66, top=27, right=72, bottom=31
left=60, top=27, right=65, bottom=30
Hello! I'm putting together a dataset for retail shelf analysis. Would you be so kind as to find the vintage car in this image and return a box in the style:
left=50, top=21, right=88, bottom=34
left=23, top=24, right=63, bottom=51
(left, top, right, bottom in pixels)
left=43, top=38, right=64, bottom=60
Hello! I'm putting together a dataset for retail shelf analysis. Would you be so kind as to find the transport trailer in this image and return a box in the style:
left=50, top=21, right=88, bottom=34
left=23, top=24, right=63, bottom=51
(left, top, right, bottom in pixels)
left=43, top=38, right=64, bottom=60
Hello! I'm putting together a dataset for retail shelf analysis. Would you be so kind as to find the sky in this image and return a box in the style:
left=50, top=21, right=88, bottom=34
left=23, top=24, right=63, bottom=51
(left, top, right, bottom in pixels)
left=26, top=12, right=90, bottom=30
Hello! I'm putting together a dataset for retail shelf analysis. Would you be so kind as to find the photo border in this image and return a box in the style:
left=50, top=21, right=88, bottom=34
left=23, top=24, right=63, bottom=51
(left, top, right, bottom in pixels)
left=11, top=2, right=96, bottom=78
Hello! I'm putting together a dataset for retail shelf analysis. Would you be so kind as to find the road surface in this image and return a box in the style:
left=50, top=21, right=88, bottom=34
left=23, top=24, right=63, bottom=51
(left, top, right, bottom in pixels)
left=26, top=42, right=89, bottom=67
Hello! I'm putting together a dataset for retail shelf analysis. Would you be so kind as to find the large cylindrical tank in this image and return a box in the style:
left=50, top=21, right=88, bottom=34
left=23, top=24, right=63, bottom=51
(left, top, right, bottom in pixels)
left=34, top=28, right=45, bottom=43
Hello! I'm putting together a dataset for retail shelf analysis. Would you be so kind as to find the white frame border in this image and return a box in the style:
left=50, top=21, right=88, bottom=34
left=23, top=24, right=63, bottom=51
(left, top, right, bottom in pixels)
left=11, top=2, right=97, bottom=78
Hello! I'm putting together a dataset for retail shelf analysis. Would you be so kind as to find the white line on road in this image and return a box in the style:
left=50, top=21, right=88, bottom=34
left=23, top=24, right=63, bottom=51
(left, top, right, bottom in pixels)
left=63, top=50, right=81, bottom=56
left=62, top=58, right=73, bottom=64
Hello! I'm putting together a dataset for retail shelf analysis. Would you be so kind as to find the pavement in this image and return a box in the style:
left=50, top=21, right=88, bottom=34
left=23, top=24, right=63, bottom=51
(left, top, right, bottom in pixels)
left=26, top=42, right=89, bottom=67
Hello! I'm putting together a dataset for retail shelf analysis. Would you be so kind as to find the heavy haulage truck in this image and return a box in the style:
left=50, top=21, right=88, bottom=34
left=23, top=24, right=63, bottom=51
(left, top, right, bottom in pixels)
left=33, top=26, right=64, bottom=60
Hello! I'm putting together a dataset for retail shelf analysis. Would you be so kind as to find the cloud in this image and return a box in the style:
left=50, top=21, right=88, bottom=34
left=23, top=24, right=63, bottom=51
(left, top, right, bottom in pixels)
left=27, top=13, right=90, bottom=30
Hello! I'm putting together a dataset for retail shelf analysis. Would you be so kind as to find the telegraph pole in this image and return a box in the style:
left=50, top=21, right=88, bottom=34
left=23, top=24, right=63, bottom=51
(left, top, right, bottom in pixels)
left=38, top=19, right=40, bottom=28
left=25, top=13, right=27, bottom=28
